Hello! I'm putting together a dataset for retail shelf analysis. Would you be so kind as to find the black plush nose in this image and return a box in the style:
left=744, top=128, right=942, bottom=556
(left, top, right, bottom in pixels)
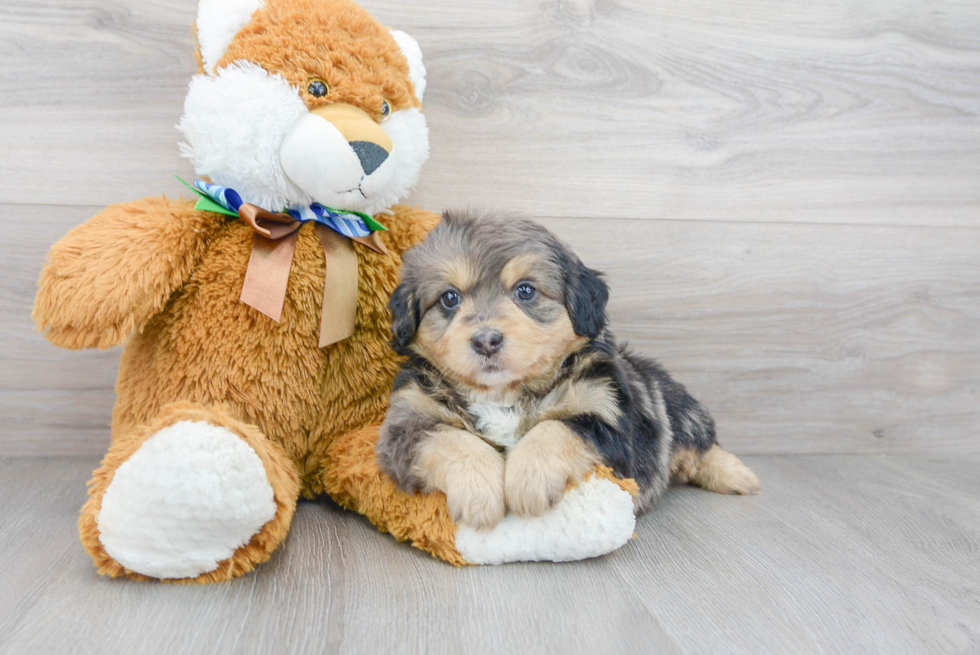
left=471, top=329, right=504, bottom=357
left=349, top=141, right=389, bottom=175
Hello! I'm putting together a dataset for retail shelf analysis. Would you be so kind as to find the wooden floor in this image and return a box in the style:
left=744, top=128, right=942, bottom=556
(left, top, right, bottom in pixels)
left=1, top=455, right=977, bottom=654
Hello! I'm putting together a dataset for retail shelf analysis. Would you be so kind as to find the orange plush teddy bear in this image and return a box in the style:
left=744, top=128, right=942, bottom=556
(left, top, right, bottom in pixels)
left=33, top=0, right=638, bottom=582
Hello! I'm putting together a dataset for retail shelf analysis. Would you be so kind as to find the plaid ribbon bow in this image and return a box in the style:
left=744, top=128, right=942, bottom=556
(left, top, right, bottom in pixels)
left=177, top=176, right=388, bottom=347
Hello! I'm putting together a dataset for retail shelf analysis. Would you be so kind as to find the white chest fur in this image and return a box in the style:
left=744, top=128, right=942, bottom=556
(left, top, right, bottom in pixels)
left=469, top=401, right=523, bottom=451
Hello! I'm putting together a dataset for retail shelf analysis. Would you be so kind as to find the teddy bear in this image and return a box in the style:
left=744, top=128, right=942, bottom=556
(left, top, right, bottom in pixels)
left=32, top=0, right=638, bottom=582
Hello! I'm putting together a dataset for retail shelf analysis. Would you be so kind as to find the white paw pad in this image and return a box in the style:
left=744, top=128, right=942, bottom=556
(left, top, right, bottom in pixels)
left=97, top=420, right=277, bottom=579
left=455, top=476, right=636, bottom=565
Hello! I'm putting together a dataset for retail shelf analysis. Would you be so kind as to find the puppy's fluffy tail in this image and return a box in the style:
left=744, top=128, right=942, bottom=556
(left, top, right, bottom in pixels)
left=670, top=445, right=761, bottom=495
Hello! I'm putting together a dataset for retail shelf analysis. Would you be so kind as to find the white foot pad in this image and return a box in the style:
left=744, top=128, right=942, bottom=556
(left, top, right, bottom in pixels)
left=97, top=420, right=277, bottom=579
left=455, top=476, right=636, bottom=565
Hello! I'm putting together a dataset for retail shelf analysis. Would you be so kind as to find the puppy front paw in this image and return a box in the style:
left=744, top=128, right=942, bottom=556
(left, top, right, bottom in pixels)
left=412, top=429, right=507, bottom=530
left=504, top=451, right=568, bottom=517
left=443, top=452, right=506, bottom=531
left=505, top=421, right=599, bottom=517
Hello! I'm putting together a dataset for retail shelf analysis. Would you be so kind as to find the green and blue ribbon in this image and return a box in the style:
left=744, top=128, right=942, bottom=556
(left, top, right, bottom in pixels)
left=174, top=175, right=387, bottom=235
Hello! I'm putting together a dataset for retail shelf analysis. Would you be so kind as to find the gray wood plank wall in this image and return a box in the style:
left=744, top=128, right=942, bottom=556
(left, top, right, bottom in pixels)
left=1, top=0, right=978, bottom=456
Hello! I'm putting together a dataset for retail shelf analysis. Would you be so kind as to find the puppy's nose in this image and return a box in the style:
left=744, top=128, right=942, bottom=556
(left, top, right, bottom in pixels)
left=471, top=329, right=504, bottom=357
left=349, top=141, right=389, bottom=175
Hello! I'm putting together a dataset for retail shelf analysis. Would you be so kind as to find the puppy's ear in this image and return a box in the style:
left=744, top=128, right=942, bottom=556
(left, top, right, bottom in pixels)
left=389, top=281, right=421, bottom=355
left=565, top=261, right=609, bottom=339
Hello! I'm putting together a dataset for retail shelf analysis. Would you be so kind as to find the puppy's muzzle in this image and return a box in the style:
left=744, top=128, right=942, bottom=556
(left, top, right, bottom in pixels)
left=471, top=328, right=504, bottom=357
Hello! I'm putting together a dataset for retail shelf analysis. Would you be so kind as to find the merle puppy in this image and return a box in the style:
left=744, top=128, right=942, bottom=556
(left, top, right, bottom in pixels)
left=376, top=210, right=760, bottom=529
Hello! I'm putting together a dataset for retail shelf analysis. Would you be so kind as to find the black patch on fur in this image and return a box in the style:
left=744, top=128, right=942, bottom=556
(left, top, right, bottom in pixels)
left=391, top=357, right=429, bottom=393
left=560, top=340, right=665, bottom=494
left=389, top=282, right=420, bottom=356
left=553, top=335, right=721, bottom=511
left=621, top=349, right=716, bottom=454
left=562, top=258, right=609, bottom=338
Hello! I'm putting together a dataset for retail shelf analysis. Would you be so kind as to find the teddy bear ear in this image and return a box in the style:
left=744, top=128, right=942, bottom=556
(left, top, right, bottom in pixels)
left=389, top=30, right=427, bottom=102
left=197, top=0, right=266, bottom=73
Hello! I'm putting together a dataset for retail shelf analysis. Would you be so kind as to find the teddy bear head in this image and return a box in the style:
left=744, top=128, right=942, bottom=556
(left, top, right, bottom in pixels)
left=178, top=0, right=428, bottom=216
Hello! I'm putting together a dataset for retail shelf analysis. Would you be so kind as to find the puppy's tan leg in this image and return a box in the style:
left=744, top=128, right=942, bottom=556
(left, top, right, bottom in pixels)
left=671, top=444, right=761, bottom=495
left=505, top=420, right=601, bottom=517
left=413, top=428, right=505, bottom=530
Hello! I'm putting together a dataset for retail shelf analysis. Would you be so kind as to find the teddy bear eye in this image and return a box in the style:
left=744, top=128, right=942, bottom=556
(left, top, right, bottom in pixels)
left=307, top=79, right=329, bottom=97
left=381, top=99, right=391, bottom=120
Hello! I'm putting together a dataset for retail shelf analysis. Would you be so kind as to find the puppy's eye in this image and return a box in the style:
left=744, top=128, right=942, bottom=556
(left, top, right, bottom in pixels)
left=381, top=99, right=392, bottom=120
left=440, top=289, right=460, bottom=310
left=515, top=283, right=537, bottom=302
left=307, top=79, right=329, bottom=97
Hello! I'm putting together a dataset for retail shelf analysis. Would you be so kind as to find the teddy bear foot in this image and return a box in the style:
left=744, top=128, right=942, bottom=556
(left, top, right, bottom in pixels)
left=80, top=403, right=301, bottom=582
left=454, top=470, right=637, bottom=565
left=97, top=420, right=275, bottom=578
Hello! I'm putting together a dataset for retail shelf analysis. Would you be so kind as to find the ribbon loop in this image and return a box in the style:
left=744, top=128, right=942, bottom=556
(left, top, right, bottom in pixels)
left=238, top=204, right=302, bottom=239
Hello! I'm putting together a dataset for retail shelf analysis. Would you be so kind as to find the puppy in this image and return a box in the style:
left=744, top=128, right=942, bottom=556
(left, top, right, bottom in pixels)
left=377, top=209, right=760, bottom=530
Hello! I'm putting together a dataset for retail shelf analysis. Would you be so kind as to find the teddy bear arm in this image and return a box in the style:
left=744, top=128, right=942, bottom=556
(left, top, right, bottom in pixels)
left=33, top=195, right=224, bottom=350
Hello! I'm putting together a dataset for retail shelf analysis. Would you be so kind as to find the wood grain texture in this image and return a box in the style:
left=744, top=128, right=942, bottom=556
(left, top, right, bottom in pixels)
left=1, top=204, right=119, bottom=456
left=0, top=0, right=979, bottom=224
left=544, top=217, right=980, bottom=456
left=4, top=204, right=977, bottom=455
left=1, top=1, right=978, bottom=454
left=0, top=455, right=977, bottom=654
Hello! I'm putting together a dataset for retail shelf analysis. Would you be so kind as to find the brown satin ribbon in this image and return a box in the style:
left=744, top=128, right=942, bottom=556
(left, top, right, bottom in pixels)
left=236, top=203, right=388, bottom=348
